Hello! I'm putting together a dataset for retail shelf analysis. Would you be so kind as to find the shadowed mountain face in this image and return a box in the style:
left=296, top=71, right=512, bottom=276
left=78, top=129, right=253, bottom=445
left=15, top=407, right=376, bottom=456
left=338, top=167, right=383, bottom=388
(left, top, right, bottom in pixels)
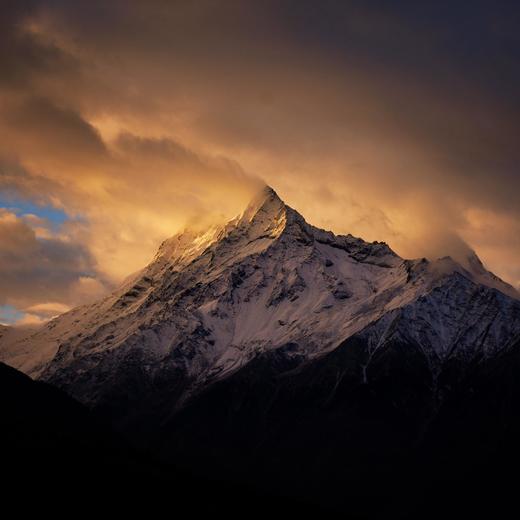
left=0, top=361, right=332, bottom=516
left=0, top=361, right=161, bottom=505
left=1, top=186, right=520, bottom=517
left=145, top=331, right=520, bottom=518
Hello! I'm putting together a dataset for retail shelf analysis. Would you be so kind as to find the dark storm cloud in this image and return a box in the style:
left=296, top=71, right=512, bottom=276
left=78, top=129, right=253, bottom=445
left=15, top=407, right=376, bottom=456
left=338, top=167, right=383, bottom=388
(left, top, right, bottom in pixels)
left=2, top=96, right=108, bottom=162
left=0, top=0, right=78, bottom=90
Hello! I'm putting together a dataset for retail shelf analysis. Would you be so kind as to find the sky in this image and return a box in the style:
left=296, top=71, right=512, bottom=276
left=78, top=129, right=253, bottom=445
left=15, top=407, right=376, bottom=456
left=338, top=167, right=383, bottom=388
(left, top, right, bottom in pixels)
left=1, top=0, right=519, bottom=324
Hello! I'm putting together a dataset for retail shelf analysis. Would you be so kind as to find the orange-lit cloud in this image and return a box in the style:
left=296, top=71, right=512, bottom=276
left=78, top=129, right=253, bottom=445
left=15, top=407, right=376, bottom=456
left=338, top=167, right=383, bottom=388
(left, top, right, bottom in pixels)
left=1, top=1, right=519, bottom=321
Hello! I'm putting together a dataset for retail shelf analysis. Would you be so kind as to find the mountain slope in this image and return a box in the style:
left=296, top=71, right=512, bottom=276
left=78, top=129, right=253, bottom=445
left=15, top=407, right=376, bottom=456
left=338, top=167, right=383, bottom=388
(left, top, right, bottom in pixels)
left=144, top=324, right=520, bottom=518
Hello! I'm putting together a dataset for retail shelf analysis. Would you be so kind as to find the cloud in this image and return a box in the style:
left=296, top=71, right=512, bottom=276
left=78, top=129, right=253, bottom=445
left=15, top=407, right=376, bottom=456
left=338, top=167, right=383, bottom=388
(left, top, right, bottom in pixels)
left=0, top=0, right=519, bottom=319
left=23, top=302, right=71, bottom=324
left=2, top=96, right=108, bottom=164
left=25, top=302, right=71, bottom=315
left=15, top=313, right=48, bottom=326
left=0, top=209, right=104, bottom=310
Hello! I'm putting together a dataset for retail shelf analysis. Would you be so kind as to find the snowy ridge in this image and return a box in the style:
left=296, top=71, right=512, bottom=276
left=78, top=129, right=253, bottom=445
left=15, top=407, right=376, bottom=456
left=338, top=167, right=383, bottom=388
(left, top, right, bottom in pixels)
left=356, top=272, right=520, bottom=380
left=0, top=186, right=518, bottom=408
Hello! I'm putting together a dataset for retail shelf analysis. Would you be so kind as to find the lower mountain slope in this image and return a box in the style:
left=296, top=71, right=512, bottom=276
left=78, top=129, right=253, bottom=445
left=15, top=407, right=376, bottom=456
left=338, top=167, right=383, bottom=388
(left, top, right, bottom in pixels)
left=142, top=326, right=520, bottom=518
left=0, top=361, right=330, bottom=516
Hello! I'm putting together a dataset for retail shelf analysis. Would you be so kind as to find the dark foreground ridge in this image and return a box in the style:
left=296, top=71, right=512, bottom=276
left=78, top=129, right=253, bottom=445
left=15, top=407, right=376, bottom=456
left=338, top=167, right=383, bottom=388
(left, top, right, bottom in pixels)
left=0, top=362, right=330, bottom=517
left=4, top=329, right=520, bottom=520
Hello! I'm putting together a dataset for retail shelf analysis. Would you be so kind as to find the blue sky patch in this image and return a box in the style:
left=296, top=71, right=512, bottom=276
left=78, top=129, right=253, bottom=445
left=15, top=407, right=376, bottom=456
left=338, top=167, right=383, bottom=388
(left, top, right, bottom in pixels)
left=0, top=192, right=69, bottom=227
left=0, top=304, right=24, bottom=325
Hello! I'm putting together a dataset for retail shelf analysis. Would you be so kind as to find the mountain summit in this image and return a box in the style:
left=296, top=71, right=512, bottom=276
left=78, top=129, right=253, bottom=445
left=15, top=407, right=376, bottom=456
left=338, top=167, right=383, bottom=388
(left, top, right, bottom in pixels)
left=1, top=185, right=519, bottom=410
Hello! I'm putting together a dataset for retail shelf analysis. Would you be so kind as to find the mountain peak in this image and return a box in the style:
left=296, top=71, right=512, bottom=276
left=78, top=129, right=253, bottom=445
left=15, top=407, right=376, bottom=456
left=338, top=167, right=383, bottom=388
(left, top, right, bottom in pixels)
left=238, top=185, right=285, bottom=224
left=427, top=251, right=519, bottom=300
left=152, top=186, right=288, bottom=269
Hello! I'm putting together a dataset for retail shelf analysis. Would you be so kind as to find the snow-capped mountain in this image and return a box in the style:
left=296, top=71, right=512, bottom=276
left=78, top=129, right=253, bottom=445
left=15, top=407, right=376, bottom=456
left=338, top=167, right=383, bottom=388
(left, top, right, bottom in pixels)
left=1, top=186, right=519, bottom=410
left=2, top=185, right=520, bottom=517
